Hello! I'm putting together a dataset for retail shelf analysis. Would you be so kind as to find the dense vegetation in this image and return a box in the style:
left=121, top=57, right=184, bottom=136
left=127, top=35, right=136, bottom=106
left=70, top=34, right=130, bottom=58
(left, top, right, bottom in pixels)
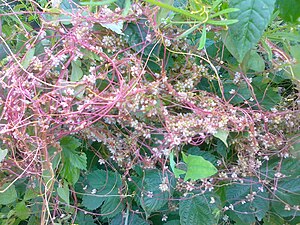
left=0, top=0, right=299, bottom=224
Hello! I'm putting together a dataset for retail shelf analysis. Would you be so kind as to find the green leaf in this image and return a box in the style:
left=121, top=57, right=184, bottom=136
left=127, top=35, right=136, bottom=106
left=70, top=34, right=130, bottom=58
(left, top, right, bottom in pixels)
left=182, top=153, right=218, bottom=181
left=60, top=136, right=81, bottom=151
left=179, top=194, right=220, bottom=225
left=15, top=202, right=30, bottom=220
left=271, top=177, right=300, bottom=217
left=138, top=170, right=173, bottom=217
left=60, top=160, right=80, bottom=184
left=82, top=170, right=122, bottom=210
left=70, top=153, right=87, bottom=170
left=198, top=24, right=206, bottom=50
left=21, top=48, right=35, bottom=69
left=177, top=24, right=201, bottom=39
left=169, top=151, right=186, bottom=178
left=252, top=76, right=281, bottom=110
left=75, top=211, right=96, bottom=225
left=82, top=193, right=105, bottom=210
left=24, top=187, right=38, bottom=201
left=0, top=184, right=17, bottom=205
left=207, top=19, right=239, bottom=26
left=277, top=0, right=300, bottom=23
left=71, top=60, right=83, bottom=82
left=100, top=21, right=124, bottom=35
left=122, top=0, right=131, bottom=16
left=164, top=220, right=181, bottom=225
left=100, top=196, right=124, bottom=219
left=81, top=0, right=117, bottom=6
left=60, top=136, right=87, bottom=171
left=213, top=129, right=229, bottom=147
left=224, top=0, right=276, bottom=62
left=156, top=0, right=174, bottom=26
left=209, top=8, right=240, bottom=18
left=226, top=178, right=269, bottom=223
left=0, top=148, right=8, bottom=162
left=245, top=50, right=265, bottom=72
left=111, top=213, right=150, bottom=225
left=57, top=182, right=70, bottom=205
left=263, top=214, right=285, bottom=225
left=223, top=80, right=252, bottom=104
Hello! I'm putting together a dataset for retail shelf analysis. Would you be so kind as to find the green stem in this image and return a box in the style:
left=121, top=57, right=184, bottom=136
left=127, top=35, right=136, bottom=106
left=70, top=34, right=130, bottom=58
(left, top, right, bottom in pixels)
left=143, top=0, right=206, bottom=22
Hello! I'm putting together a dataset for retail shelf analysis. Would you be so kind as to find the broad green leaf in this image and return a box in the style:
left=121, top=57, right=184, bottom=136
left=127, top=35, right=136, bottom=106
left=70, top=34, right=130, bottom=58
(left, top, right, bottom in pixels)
left=213, top=129, right=229, bottom=147
left=60, top=136, right=87, bottom=171
left=223, top=80, right=252, bottom=104
left=271, top=177, right=300, bottom=217
left=21, top=48, right=35, bottom=69
left=252, top=76, right=281, bottom=110
left=198, top=24, right=206, bottom=50
left=224, top=0, right=276, bottom=62
left=15, top=202, right=30, bottom=220
left=0, top=148, right=8, bottom=162
left=0, top=184, right=17, bottom=205
left=164, top=220, right=181, bottom=225
left=179, top=194, right=220, bottom=225
left=187, top=147, right=218, bottom=166
left=57, top=182, right=70, bottom=205
left=75, top=211, right=96, bottom=225
left=100, top=196, right=124, bottom=219
left=87, top=169, right=122, bottom=189
left=60, top=136, right=81, bottom=151
left=60, top=160, right=80, bottom=184
left=122, top=0, right=131, bottom=16
left=100, top=21, right=124, bottom=35
left=182, top=152, right=218, bottom=181
left=111, top=213, right=150, bottom=225
left=24, top=187, right=38, bottom=201
left=245, top=50, right=265, bottom=72
left=169, top=151, right=186, bottom=178
left=156, top=0, right=174, bottom=26
left=263, top=214, right=285, bottom=225
left=0, top=44, right=8, bottom=60
left=81, top=193, right=106, bottom=210
left=71, top=60, right=83, bottom=82
left=138, top=170, right=173, bottom=217
left=216, top=139, right=227, bottom=157
left=69, top=153, right=87, bottom=170
left=290, top=45, right=300, bottom=80
left=277, top=0, right=300, bottom=23
left=82, top=170, right=122, bottom=210
left=226, top=177, right=269, bottom=223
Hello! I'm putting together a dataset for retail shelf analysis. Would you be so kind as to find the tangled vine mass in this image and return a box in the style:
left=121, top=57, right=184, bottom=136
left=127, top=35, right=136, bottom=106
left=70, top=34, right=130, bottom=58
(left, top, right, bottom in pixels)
left=0, top=0, right=299, bottom=224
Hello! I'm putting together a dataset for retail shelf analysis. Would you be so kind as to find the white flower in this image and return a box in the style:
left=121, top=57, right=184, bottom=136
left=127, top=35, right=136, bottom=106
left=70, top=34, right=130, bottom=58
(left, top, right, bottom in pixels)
left=229, top=89, right=236, bottom=94
left=91, top=189, right=97, bottom=194
left=98, top=158, right=105, bottom=165
left=165, top=39, right=171, bottom=47
left=146, top=34, right=152, bottom=42
left=231, top=172, right=238, bottom=178
left=162, top=214, right=168, bottom=221
left=146, top=191, right=153, bottom=198
left=159, top=177, right=169, bottom=192
left=210, top=197, right=215, bottom=204
left=159, top=183, right=169, bottom=192
left=223, top=215, right=229, bottom=221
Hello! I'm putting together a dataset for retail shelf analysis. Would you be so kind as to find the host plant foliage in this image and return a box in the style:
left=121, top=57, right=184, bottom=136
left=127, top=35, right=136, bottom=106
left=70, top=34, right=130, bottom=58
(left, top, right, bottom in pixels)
left=0, top=0, right=299, bottom=224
